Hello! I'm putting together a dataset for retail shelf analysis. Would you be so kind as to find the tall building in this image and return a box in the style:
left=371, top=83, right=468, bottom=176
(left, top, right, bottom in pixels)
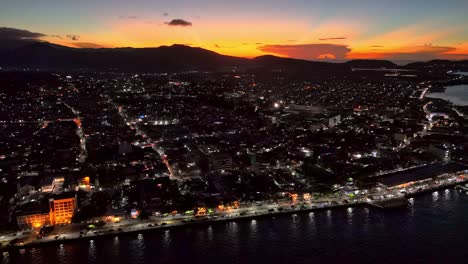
left=49, top=193, right=77, bottom=225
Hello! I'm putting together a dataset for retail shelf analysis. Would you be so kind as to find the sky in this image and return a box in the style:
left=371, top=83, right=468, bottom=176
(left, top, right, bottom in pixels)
left=1, top=0, right=468, bottom=62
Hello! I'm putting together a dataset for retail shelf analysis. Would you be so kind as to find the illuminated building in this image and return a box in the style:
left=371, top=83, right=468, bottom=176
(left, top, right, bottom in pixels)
left=49, top=193, right=77, bottom=225
left=196, top=207, right=207, bottom=216
left=41, top=177, right=65, bottom=193
left=17, top=213, right=50, bottom=229
left=105, top=216, right=122, bottom=223
left=78, top=176, right=91, bottom=190
left=15, top=200, right=51, bottom=229
left=130, top=209, right=140, bottom=219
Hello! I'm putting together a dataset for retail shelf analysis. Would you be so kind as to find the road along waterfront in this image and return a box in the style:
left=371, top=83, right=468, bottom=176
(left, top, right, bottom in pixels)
left=1, top=169, right=466, bottom=252
left=6, top=184, right=468, bottom=264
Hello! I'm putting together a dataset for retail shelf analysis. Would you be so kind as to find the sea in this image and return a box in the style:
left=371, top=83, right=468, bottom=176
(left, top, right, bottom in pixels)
left=4, top=188, right=468, bottom=264
left=426, top=72, right=468, bottom=106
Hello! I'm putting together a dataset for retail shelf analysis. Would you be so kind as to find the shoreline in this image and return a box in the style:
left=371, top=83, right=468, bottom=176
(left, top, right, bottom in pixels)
left=2, top=175, right=467, bottom=253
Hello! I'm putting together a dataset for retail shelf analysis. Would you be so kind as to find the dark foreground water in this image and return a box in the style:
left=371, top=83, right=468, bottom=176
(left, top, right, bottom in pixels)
left=4, top=189, right=468, bottom=264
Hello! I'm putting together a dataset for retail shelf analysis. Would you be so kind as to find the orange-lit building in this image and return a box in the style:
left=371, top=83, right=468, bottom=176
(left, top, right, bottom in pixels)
left=15, top=199, right=51, bottom=229
left=17, top=213, right=50, bottom=229
left=16, top=193, right=77, bottom=229
left=78, top=176, right=91, bottom=190
left=49, top=194, right=77, bottom=225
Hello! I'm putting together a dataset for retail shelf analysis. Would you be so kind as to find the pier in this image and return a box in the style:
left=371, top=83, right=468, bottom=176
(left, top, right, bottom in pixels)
left=366, top=197, right=408, bottom=209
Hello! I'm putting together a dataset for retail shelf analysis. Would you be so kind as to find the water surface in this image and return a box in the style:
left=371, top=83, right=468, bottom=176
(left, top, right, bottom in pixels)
left=426, top=84, right=468, bottom=106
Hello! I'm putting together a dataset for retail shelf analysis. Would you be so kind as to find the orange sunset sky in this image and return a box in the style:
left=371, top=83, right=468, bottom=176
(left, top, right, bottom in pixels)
left=1, top=0, right=467, bottom=62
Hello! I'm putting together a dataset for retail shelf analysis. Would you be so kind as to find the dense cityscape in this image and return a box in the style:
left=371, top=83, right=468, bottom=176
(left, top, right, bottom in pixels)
left=0, top=58, right=467, bottom=253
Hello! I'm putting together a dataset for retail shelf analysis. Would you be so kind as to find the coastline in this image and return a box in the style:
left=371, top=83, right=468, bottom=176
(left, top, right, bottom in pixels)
left=2, top=174, right=467, bottom=253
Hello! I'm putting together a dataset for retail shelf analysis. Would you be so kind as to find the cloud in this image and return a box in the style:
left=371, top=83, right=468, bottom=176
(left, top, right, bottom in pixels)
left=66, top=34, right=80, bottom=41
left=318, top=37, right=347, bottom=41
left=371, top=45, right=384, bottom=50
left=71, top=42, right=108, bottom=48
left=349, top=45, right=468, bottom=61
left=165, top=19, right=192, bottom=27
left=0, top=27, right=45, bottom=40
left=384, top=46, right=458, bottom=61
left=258, top=44, right=351, bottom=60
left=163, top=12, right=169, bottom=17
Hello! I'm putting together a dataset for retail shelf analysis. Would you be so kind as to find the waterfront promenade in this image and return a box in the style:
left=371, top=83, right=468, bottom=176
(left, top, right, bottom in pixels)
left=1, top=169, right=466, bottom=252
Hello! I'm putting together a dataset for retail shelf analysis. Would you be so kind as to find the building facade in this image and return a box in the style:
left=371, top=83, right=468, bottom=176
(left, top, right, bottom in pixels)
left=49, top=197, right=76, bottom=225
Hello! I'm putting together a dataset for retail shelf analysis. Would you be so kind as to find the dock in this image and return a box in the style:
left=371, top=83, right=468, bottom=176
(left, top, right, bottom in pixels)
left=366, top=197, right=408, bottom=209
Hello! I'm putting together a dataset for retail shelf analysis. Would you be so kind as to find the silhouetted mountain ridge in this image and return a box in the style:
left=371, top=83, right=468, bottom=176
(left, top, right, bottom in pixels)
left=345, top=59, right=397, bottom=68
left=1, top=41, right=466, bottom=72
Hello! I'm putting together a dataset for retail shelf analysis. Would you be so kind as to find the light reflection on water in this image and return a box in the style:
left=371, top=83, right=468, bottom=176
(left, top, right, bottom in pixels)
left=88, top=240, right=96, bottom=263
left=250, top=219, right=257, bottom=231
left=325, top=209, right=332, bottom=227
left=57, top=244, right=65, bottom=262
left=162, top=230, right=171, bottom=248
left=111, top=236, right=120, bottom=259
left=128, top=233, right=145, bottom=263
left=308, top=212, right=315, bottom=222
left=1, top=252, right=9, bottom=264
left=432, top=191, right=439, bottom=202
left=207, top=225, right=214, bottom=241
left=444, top=189, right=450, bottom=200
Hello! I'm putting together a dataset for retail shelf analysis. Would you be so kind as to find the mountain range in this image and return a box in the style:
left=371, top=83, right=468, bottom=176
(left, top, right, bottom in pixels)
left=0, top=40, right=467, bottom=73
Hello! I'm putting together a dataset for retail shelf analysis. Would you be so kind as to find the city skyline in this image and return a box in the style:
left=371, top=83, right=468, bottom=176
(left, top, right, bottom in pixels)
left=1, top=0, right=468, bottom=61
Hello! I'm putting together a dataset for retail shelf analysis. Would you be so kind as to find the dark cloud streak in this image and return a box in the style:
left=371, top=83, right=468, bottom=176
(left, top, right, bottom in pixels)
left=165, top=19, right=192, bottom=27
left=66, top=34, right=80, bottom=41
left=0, top=27, right=45, bottom=39
left=72, top=42, right=107, bottom=48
